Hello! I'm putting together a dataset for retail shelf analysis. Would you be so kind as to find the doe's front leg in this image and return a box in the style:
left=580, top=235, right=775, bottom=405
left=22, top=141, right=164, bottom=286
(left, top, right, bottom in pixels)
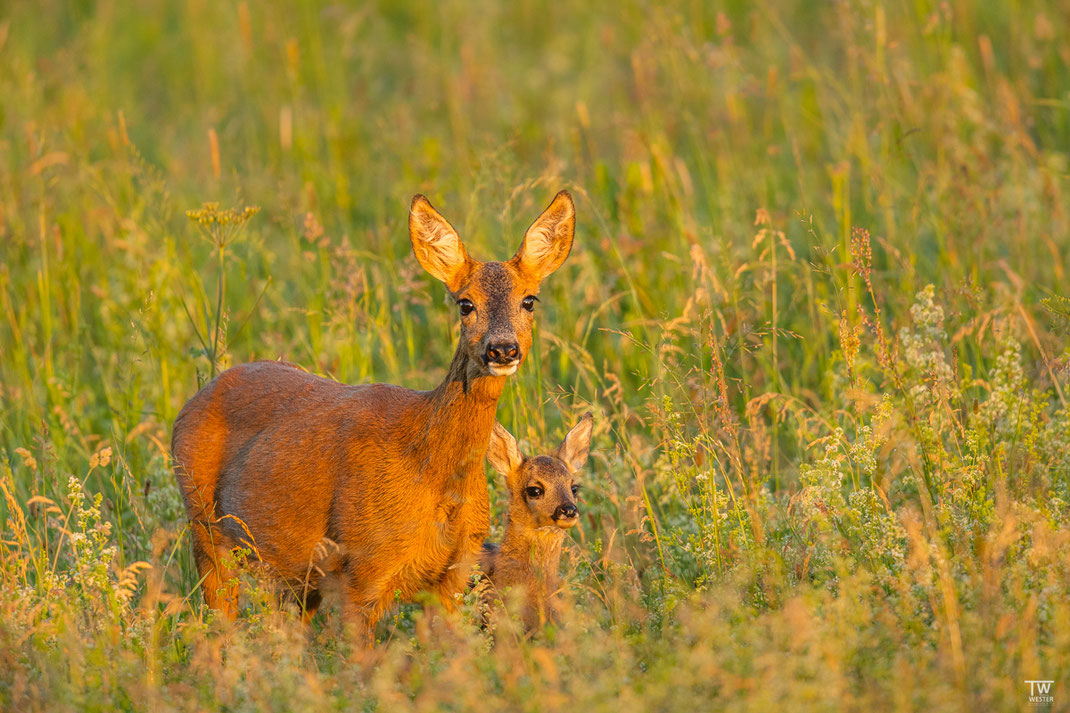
left=338, top=573, right=390, bottom=650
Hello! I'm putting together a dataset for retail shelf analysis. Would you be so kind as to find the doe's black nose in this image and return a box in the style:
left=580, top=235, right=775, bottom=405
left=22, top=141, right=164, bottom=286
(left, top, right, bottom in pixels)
left=486, top=342, right=520, bottom=364
left=554, top=503, right=578, bottom=520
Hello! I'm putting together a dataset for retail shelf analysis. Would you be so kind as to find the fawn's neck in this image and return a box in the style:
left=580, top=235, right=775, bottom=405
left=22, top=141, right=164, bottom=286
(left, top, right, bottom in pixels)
left=417, top=342, right=506, bottom=485
left=500, top=518, right=566, bottom=582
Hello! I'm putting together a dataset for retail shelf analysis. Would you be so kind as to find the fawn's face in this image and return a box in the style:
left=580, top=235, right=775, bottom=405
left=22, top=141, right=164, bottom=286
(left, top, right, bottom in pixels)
left=488, top=413, right=594, bottom=530
left=513, top=455, right=581, bottom=529
left=409, top=192, right=575, bottom=377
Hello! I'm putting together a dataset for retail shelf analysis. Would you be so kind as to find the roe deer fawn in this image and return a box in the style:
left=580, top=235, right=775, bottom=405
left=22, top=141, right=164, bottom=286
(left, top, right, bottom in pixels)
left=171, top=191, right=576, bottom=639
left=478, top=413, right=593, bottom=630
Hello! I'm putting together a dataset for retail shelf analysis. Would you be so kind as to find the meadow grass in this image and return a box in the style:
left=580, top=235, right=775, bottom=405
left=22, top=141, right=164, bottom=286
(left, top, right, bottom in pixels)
left=1, top=0, right=1069, bottom=710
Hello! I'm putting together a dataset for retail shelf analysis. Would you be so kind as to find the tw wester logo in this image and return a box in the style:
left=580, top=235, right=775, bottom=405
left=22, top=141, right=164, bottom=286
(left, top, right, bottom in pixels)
left=1025, top=680, right=1054, bottom=706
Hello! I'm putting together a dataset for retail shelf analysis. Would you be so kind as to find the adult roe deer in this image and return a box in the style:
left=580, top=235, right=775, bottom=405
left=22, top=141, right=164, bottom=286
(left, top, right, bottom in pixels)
left=479, top=413, right=593, bottom=630
left=171, top=191, right=576, bottom=638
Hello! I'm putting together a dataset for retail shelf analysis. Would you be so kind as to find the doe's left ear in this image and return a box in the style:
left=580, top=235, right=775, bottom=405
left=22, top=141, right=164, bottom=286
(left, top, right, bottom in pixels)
left=511, top=190, right=575, bottom=281
left=409, top=194, right=473, bottom=292
left=557, top=411, right=593, bottom=472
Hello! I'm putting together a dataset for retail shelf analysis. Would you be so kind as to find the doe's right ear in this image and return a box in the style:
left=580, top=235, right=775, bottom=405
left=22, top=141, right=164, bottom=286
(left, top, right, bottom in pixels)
left=511, top=190, right=575, bottom=281
left=409, top=195, right=473, bottom=292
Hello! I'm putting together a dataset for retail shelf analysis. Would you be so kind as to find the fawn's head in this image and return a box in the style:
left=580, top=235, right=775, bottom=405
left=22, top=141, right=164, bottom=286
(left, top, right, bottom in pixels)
left=487, top=413, right=593, bottom=530
left=409, top=191, right=575, bottom=377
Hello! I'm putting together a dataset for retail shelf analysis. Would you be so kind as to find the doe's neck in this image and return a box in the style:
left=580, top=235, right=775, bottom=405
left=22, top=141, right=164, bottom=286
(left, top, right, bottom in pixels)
left=416, top=340, right=507, bottom=480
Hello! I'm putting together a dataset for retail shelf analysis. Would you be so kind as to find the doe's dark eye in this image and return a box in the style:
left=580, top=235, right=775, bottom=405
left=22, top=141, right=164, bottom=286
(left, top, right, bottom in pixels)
left=458, top=299, right=475, bottom=316
left=571, top=484, right=581, bottom=496
left=525, top=486, right=544, bottom=499
left=521, top=295, right=538, bottom=312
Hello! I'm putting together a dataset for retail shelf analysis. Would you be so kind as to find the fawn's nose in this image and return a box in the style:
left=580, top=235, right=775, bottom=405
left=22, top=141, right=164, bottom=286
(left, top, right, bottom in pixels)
left=553, top=503, right=578, bottom=521
left=485, top=342, right=520, bottom=364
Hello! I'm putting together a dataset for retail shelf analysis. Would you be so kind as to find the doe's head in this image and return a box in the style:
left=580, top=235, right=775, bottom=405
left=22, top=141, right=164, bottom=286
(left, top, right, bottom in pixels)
left=409, top=191, right=575, bottom=377
left=487, top=413, right=594, bottom=530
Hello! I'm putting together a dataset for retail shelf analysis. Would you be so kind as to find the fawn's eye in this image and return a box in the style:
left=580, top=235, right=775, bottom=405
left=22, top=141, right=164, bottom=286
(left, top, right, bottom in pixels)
left=521, top=295, right=538, bottom=312
left=571, top=484, right=581, bottom=496
left=457, top=299, right=475, bottom=316
left=525, top=486, right=543, bottom=499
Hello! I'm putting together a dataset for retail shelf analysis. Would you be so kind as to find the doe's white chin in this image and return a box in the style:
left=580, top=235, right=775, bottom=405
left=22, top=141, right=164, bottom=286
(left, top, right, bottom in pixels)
left=488, top=363, right=519, bottom=376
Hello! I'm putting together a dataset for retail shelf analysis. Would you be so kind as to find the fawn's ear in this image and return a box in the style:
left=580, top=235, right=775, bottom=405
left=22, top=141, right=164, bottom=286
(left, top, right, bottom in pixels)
left=557, top=412, right=593, bottom=472
left=511, top=190, right=575, bottom=281
left=487, top=421, right=524, bottom=481
left=409, top=195, right=473, bottom=291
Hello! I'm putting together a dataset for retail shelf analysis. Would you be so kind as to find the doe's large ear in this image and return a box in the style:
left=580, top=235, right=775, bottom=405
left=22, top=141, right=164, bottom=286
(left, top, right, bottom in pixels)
left=487, top=421, right=524, bottom=484
left=511, top=190, right=575, bottom=281
left=557, top=412, right=593, bottom=472
left=409, top=195, right=473, bottom=292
